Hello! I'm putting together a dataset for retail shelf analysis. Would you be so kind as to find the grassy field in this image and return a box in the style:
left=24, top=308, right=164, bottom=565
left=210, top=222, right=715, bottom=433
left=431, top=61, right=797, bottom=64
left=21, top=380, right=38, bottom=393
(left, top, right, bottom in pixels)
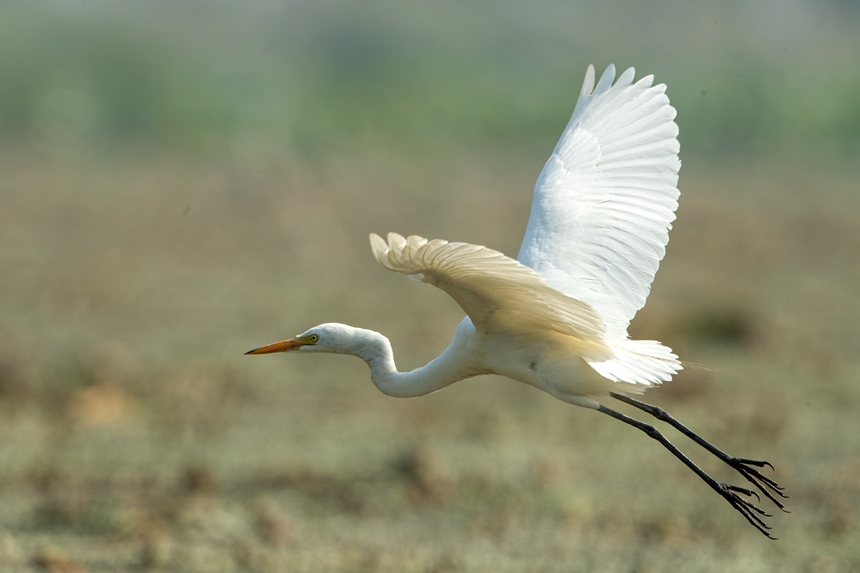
left=1, top=149, right=858, bottom=572
left=1, top=1, right=859, bottom=571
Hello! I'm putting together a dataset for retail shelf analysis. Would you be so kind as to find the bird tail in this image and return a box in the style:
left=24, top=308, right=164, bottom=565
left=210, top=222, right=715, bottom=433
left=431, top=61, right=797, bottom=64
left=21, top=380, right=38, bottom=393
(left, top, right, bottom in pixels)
left=585, top=339, right=682, bottom=386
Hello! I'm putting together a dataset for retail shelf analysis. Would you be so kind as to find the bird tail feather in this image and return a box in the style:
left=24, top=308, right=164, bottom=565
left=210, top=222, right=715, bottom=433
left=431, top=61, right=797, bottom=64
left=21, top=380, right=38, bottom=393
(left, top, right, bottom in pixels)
left=585, top=339, right=682, bottom=386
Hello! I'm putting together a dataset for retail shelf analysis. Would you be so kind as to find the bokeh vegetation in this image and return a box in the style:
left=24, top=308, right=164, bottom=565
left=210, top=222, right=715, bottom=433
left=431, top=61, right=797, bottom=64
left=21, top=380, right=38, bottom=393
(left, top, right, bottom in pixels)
left=2, top=1, right=859, bottom=160
left=0, top=1, right=858, bottom=571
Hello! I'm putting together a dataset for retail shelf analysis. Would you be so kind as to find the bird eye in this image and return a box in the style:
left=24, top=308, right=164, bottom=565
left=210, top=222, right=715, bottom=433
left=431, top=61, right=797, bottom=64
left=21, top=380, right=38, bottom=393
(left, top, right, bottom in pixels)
left=309, top=334, right=319, bottom=343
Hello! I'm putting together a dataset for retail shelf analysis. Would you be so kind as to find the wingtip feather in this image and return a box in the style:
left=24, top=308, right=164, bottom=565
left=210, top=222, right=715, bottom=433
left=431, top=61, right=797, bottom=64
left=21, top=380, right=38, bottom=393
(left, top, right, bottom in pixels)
left=595, top=64, right=616, bottom=95
left=581, top=64, right=596, bottom=98
left=369, top=232, right=391, bottom=267
left=387, top=232, right=406, bottom=251
left=617, top=67, right=636, bottom=88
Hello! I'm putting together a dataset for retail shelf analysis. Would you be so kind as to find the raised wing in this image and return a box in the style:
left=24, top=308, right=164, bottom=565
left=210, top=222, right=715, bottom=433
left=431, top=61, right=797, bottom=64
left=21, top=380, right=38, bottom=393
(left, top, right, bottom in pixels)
left=517, top=64, right=680, bottom=340
left=370, top=233, right=605, bottom=343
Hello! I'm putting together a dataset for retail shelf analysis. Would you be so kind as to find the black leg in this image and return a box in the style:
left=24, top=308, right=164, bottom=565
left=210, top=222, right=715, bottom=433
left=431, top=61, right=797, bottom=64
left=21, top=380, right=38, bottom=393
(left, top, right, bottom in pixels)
left=609, top=392, right=787, bottom=511
left=596, top=403, right=778, bottom=539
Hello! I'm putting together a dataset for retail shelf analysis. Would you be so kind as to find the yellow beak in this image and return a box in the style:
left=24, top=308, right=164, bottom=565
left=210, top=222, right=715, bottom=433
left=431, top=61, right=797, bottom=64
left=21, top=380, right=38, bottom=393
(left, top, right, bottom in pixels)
left=245, top=338, right=305, bottom=355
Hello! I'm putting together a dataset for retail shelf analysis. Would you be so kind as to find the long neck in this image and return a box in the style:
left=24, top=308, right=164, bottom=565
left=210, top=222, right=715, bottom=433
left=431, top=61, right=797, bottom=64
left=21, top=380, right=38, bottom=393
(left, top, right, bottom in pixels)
left=354, top=329, right=476, bottom=398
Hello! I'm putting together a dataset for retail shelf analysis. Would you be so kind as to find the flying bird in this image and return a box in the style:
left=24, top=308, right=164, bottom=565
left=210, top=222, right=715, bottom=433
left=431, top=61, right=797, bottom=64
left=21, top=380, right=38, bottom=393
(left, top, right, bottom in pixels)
left=247, top=64, right=786, bottom=537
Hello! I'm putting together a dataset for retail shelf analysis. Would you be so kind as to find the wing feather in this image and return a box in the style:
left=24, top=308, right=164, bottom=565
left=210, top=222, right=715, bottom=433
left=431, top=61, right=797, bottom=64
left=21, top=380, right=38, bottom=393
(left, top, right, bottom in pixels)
left=370, top=233, right=606, bottom=343
left=517, top=64, right=680, bottom=339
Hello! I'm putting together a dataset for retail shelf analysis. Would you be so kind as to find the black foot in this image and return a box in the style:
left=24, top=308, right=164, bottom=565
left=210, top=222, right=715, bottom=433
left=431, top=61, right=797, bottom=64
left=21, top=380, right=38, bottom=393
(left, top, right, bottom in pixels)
left=727, top=457, right=788, bottom=513
left=719, top=482, right=776, bottom=538
left=602, top=395, right=789, bottom=539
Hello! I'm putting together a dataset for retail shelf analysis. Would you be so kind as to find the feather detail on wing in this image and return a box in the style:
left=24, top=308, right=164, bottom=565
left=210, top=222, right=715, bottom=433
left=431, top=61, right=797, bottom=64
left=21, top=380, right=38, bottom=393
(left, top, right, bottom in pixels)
left=587, top=339, right=680, bottom=385
left=517, top=64, right=681, bottom=341
left=370, top=233, right=606, bottom=343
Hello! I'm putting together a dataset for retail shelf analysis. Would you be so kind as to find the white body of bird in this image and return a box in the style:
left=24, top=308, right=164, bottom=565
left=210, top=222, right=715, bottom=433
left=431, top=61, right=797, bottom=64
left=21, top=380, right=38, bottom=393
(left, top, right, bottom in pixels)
left=247, top=64, right=786, bottom=537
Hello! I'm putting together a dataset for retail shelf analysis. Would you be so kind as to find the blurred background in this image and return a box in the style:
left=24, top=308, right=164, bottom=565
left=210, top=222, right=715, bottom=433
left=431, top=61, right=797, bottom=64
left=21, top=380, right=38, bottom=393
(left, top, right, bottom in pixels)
left=0, top=1, right=858, bottom=571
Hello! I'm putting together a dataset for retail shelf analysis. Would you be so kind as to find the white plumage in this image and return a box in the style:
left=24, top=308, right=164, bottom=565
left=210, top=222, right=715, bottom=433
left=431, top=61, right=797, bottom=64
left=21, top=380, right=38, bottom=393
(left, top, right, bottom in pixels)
left=248, top=64, right=786, bottom=537
left=519, top=65, right=680, bottom=341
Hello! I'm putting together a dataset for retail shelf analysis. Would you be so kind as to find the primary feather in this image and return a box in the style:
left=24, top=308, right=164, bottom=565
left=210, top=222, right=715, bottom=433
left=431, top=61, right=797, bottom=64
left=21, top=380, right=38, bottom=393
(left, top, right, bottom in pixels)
left=517, top=64, right=681, bottom=340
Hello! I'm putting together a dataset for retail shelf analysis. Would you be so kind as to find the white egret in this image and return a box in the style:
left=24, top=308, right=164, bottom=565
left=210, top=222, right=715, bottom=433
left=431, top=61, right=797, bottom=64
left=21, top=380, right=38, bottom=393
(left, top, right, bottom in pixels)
left=247, top=64, right=786, bottom=537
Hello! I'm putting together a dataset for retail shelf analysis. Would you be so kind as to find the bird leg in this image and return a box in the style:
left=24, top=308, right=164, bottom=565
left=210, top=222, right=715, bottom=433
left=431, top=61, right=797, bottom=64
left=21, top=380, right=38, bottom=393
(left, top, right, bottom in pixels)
left=609, top=392, right=787, bottom=511
left=596, top=402, right=779, bottom=538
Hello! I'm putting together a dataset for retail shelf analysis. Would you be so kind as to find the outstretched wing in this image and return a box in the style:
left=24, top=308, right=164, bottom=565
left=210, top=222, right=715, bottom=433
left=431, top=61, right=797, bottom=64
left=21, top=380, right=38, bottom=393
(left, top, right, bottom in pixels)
left=370, top=233, right=605, bottom=343
left=517, top=64, right=680, bottom=340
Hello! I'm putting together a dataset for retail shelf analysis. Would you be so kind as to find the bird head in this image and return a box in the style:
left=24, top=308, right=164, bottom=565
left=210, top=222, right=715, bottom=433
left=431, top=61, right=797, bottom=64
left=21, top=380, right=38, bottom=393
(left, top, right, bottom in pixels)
left=245, top=323, right=375, bottom=356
